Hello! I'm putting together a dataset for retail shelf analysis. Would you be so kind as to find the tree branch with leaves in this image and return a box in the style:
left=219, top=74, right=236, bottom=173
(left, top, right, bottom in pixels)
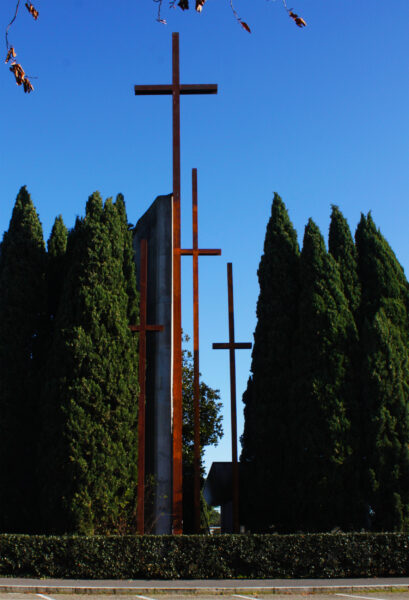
left=5, top=0, right=38, bottom=92
left=158, top=0, right=306, bottom=33
left=4, top=0, right=306, bottom=93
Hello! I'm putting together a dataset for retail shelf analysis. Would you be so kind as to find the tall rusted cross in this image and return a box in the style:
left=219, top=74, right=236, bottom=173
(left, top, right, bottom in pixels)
left=212, top=263, right=252, bottom=534
left=180, top=168, right=221, bottom=532
left=134, top=33, right=218, bottom=534
left=129, top=239, right=164, bottom=535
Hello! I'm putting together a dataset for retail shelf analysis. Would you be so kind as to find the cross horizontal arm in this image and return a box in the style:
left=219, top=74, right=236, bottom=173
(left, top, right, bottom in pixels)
left=134, top=84, right=218, bottom=96
left=179, top=249, right=221, bottom=256
left=212, top=342, right=252, bottom=350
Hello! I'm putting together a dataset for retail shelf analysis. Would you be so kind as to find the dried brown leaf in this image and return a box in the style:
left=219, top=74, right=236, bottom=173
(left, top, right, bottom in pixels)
left=25, top=3, right=39, bottom=20
left=10, top=61, right=25, bottom=85
left=288, top=10, right=306, bottom=27
left=196, top=0, right=206, bottom=12
left=23, top=76, right=34, bottom=93
left=5, top=46, right=16, bottom=63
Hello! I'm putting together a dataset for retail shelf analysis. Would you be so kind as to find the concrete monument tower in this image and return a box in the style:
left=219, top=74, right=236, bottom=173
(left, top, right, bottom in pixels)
left=133, top=195, right=173, bottom=534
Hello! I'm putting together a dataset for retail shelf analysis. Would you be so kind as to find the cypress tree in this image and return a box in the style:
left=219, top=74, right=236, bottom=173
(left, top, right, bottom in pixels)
left=47, top=215, right=68, bottom=320
left=40, top=192, right=139, bottom=534
left=328, top=205, right=362, bottom=528
left=0, top=186, right=46, bottom=533
left=293, top=219, right=357, bottom=532
left=328, top=205, right=361, bottom=314
left=114, top=194, right=138, bottom=325
left=355, top=214, right=409, bottom=530
left=240, top=193, right=300, bottom=533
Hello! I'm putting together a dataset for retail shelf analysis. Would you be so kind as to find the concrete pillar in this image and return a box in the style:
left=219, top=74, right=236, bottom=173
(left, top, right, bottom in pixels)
left=133, top=194, right=173, bottom=534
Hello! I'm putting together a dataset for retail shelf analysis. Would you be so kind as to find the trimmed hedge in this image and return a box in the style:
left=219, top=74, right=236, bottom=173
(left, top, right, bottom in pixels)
left=1, top=533, right=409, bottom=579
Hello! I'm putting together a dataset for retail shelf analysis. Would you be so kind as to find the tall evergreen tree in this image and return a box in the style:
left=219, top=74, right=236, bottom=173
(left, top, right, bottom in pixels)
left=0, top=186, right=46, bottom=533
left=39, top=192, right=139, bottom=534
left=240, top=193, right=300, bottom=533
left=47, top=215, right=68, bottom=320
left=328, top=205, right=362, bottom=528
left=329, top=205, right=361, bottom=314
left=114, top=194, right=138, bottom=325
left=293, top=219, right=357, bottom=532
left=355, top=214, right=409, bottom=530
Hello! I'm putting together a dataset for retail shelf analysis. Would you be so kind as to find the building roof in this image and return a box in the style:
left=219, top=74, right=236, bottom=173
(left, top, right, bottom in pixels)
left=203, top=461, right=233, bottom=506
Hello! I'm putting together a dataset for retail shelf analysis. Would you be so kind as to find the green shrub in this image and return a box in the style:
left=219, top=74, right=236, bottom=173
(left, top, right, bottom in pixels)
left=1, top=533, right=409, bottom=579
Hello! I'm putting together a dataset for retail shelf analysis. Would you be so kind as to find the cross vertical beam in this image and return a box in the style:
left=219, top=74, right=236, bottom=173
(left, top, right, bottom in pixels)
left=171, top=31, right=183, bottom=536
left=134, top=33, right=217, bottom=534
left=212, top=263, right=251, bottom=533
left=180, top=168, right=221, bottom=531
left=192, top=169, right=200, bottom=534
left=129, top=239, right=164, bottom=535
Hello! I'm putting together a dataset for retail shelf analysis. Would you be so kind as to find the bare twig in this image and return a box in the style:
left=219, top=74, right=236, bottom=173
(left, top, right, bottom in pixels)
left=6, top=0, right=21, bottom=50
left=229, top=0, right=251, bottom=32
left=154, top=0, right=167, bottom=24
left=5, top=0, right=39, bottom=93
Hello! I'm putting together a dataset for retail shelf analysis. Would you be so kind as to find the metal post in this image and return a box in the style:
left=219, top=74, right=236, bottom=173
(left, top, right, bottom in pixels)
left=172, top=32, right=183, bottom=535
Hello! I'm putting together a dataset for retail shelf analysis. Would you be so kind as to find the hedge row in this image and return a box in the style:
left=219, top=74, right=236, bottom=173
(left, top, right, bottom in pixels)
left=1, top=533, right=409, bottom=579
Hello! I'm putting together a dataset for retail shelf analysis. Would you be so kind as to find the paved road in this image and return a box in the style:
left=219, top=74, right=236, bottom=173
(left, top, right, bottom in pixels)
left=2, top=589, right=409, bottom=600
left=1, top=578, right=409, bottom=595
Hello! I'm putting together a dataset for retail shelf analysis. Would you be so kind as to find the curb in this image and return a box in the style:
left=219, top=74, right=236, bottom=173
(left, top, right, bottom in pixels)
left=0, top=584, right=409, bottom=595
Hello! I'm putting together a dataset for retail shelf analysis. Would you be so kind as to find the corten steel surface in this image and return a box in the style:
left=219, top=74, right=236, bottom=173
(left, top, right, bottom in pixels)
left=180, top=168, right=221, bottom=532
left=212, top=263, right=252, bottom=533
left=135, top=84, right=218, bottom=95
left=134, top=32, right=218, bottom=534
left=129, top=239, right=164, bottom=535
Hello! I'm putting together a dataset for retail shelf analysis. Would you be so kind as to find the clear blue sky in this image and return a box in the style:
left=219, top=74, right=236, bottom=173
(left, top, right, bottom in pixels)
left=1, top=1, right=409, bottom=474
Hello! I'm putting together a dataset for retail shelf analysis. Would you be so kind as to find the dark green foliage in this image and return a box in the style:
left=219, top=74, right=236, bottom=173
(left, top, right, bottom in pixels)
left=328, top=206, right=362, bottom=528
left=242, top=202, right=409, bottom=534
left=112, top=194, right=138, bottom=325
left=240, top=193, right=300, bottom=533
left=182, top=343, right=223, bottom=532
left=206, top=505, right=221, bottom=527
left=47, top=215, right=68, bottom=320
left=292, top=219, right=357, bottom=531
left=43, top=216, right=69, bottom=394
left=39, top=192, right=139, bottom=535
left=329, top=205, right=361, bottom=314
left=0, top=187, right=46, bottom=533
left=1, top=532, right=409, bottom=579
left=360, top=311, right=409, bottom=530
left=355, top=214, right=409, bottom=530
left=356, top=214, right=409, bottom=330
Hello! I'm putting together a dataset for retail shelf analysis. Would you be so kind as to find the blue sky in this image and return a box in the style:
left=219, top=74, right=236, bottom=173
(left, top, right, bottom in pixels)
left=1, top=1, right=409, bottom=474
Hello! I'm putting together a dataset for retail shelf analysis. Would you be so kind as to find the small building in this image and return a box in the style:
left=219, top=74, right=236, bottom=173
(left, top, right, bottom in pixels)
left=203, top=461, right=237, bottom=533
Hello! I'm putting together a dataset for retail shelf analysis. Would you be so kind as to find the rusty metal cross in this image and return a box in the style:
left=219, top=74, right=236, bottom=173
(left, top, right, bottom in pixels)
left=134, top=32, right=217, bottom=534
left=180, top=168, right=221, bottom=532
left=212, top=263, right=252, bottom=533
left=129, top=239, right=164, bottom=535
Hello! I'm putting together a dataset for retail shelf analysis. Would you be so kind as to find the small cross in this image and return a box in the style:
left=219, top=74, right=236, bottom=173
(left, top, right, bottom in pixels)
left=129, top=239, right=164, bottom=535
left=134, top=32, right=218, bottom=534
left=180, top=168, right=221, bottom=532
left=212, top=263, right=252, bottom=533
